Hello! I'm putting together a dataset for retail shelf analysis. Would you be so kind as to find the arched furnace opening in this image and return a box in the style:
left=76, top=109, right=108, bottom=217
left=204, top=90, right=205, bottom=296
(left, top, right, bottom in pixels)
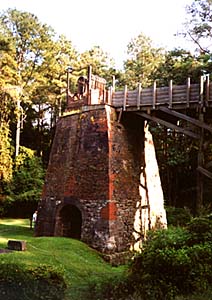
left=59, top=204, right=82, bottom=239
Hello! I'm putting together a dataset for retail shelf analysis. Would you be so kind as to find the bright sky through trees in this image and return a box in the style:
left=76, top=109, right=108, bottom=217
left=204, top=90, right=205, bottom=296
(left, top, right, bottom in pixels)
left=1, top=0, right=193, bottom=68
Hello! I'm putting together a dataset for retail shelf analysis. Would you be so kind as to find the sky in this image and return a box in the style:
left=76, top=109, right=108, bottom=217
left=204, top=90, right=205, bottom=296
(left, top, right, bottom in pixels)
left=0, top=0, right=193, bottom=68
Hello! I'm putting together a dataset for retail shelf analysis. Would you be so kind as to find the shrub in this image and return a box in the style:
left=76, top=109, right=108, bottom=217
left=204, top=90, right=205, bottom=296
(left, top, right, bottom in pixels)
left=0, top=263, right=66, bottom=300
left=186, top=217, right=212, bottom=245
left=127, top=218, right=212, bottom=300
left=1, top=146, right=45, bottom=217
left=166, top=206, right=191, bottom=226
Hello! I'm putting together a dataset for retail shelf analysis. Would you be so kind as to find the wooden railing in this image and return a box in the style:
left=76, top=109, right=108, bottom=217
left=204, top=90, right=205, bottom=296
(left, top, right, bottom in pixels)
left=107, top=76, right=212, bottom=111
left=66, top=75, right=212, bottom=112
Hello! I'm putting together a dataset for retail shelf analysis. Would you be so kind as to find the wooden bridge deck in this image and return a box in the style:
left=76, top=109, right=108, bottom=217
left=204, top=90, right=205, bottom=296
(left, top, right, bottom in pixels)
left=65, top=74, right=212, bottom=209
left=108, top=77, right=212, bottom=111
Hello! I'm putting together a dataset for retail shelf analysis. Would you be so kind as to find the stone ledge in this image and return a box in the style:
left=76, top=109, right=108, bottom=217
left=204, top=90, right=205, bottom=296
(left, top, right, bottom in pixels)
left=103, top=251, right=133, bottom=266
left=7, top=240, right=27, bottom=251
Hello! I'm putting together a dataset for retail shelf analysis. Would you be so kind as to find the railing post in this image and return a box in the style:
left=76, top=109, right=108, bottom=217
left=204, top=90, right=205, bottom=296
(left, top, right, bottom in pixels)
left=199, top=75, right=204, bottom=108
left=153, top=81, right=156, bottom=109
left=112, top=75, right=116, bottom=93
left=87, top=65, right=92, bottom=105
left=108, top=86, right=113, bottom=105
left=205, top=74, right=209, bottom=107
left=137, top=83, right=141, bottom=109
left=186, top=77, right=190, bottom=108
left=123, top=85, right=127, bottom=111
left=169, top=80, right=173, bottom=109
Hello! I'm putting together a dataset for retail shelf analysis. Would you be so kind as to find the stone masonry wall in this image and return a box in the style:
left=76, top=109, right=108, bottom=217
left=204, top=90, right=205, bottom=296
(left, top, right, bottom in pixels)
left=35, top=105, right=167, bottom=255
left=36, top=107, right=109, bottom=243
left=102, top=107, right=145, bottom=252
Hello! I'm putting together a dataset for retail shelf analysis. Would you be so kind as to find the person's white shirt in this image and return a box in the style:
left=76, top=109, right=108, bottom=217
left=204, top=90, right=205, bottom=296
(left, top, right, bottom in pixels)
left=32, top=211, right=37, bottom=223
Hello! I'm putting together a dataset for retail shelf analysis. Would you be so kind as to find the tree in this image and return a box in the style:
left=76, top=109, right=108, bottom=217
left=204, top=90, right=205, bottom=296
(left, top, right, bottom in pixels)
left=123, top=33, right=165, bottom=89
left=22, top=34, right=78, bottom=160
left=0, top=9, right=55, bottom=157
left=0, top=9, right=78, bottom=161
left=0, top=34, right=18, bottom=182
left=154, top=48, right=212, bottom=86
left=2, top=146, right=45, bottom=217
left=79, top=45, right=116, bottom=85
left=150, top=123, right=198, bottom=209
left=182, top=0, right=212, bottom=54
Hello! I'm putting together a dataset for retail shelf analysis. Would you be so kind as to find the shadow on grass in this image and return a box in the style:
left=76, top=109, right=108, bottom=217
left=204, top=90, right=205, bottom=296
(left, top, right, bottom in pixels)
left=0, top=223, right=33, bottom=237
left=0, top=222, right=34, bottom=250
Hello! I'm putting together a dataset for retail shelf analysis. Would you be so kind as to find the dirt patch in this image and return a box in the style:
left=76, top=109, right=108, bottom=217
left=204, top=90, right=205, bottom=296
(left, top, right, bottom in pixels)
left=0, top=249, right=12, bottom=254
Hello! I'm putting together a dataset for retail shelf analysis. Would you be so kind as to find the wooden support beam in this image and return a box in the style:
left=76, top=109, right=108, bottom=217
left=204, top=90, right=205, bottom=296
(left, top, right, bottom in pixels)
left=135, top=112, right=200, bottom=139
left=159, top=107, right=212, bottom=133
left=117, top=108, right=123, bottom=123
left=196, top=112, right=204, bottom=213
left=205, top=75, right=209, bottom=107
left=197, top=166, right=212, bottom=179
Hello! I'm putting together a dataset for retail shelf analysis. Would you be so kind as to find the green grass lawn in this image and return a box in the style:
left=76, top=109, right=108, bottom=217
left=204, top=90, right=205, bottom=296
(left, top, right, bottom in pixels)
left=0, top=218, right=126, bottom=300
left=1, top=219, right=211, bottom=300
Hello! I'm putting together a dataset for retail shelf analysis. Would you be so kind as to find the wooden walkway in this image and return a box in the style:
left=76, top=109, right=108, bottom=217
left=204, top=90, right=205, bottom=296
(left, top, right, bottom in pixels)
left=65, top=72, right=212, bottom=210
left=107, top=76, right=212, bottom=111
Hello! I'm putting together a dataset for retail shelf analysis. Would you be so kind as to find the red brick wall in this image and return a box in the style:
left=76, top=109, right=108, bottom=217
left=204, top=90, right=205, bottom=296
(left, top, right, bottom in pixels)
left=35, top=106, right=145, bottom=254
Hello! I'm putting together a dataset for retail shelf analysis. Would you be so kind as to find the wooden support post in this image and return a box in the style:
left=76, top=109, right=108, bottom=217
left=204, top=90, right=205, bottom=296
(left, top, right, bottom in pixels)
left=199, top=76, right=204, bottom=108
left=87, top=65, right=92, bottom=105
left=169, top=80, right=173, bottom=109
left=123, top=85, right=127, bottom=111
left=112, top=75, right=116, bottom=93
left=197, top=112, right=204, bottom=215
left=205, top=75, right=209, bottom=107
left=153, top=81, right=156, bottom=109
left=118, top=108, right=123, bottom=123
left=108, top=86, right=113, bottom=105
left=186, top=77, right=190, bottom=108
left=137, top=83, right=141, bottom=109
left=197, top=75, right=205, bottom=214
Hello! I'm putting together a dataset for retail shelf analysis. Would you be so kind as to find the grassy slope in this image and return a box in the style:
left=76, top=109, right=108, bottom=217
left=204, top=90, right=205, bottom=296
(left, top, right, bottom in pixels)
left=0, top=219, right=126, bottom=299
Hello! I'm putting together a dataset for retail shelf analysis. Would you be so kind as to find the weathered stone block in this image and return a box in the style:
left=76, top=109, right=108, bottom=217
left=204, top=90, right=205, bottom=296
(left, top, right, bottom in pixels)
left=8, top=240, right=26, bottom=251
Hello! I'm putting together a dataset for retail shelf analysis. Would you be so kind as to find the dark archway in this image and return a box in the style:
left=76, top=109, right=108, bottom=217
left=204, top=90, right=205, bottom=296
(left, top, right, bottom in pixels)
left=59, top=205, right=82, bottom=239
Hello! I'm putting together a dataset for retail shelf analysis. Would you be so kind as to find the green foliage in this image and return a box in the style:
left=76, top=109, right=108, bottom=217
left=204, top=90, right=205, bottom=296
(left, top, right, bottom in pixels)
left=0, top=218, right=211, bottom=300
left=166, top=206, right=192, bottom=226
left=1, top=146, right=44, bottom=217
left=0, top=263, right=66, bottom=300
left=183, top=0, right=212, bottom=54
left=86, top=276, right=132, bottom=300
left=127, top=217, right=212, bottom=300
left=123, top=32, right=165, bottom=89
left=186, top=216, right=212, bottom=245
left=8, top=146, right=44, bottom=201
left=155, top=49, right=211, bottom=86
left=0, top=123, right=13, bottom=183
left=0, top=219, right=125, bottom=300
left=79, top=45, right=115, bottom=79
left=150, top=123, right=198, bottom=209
